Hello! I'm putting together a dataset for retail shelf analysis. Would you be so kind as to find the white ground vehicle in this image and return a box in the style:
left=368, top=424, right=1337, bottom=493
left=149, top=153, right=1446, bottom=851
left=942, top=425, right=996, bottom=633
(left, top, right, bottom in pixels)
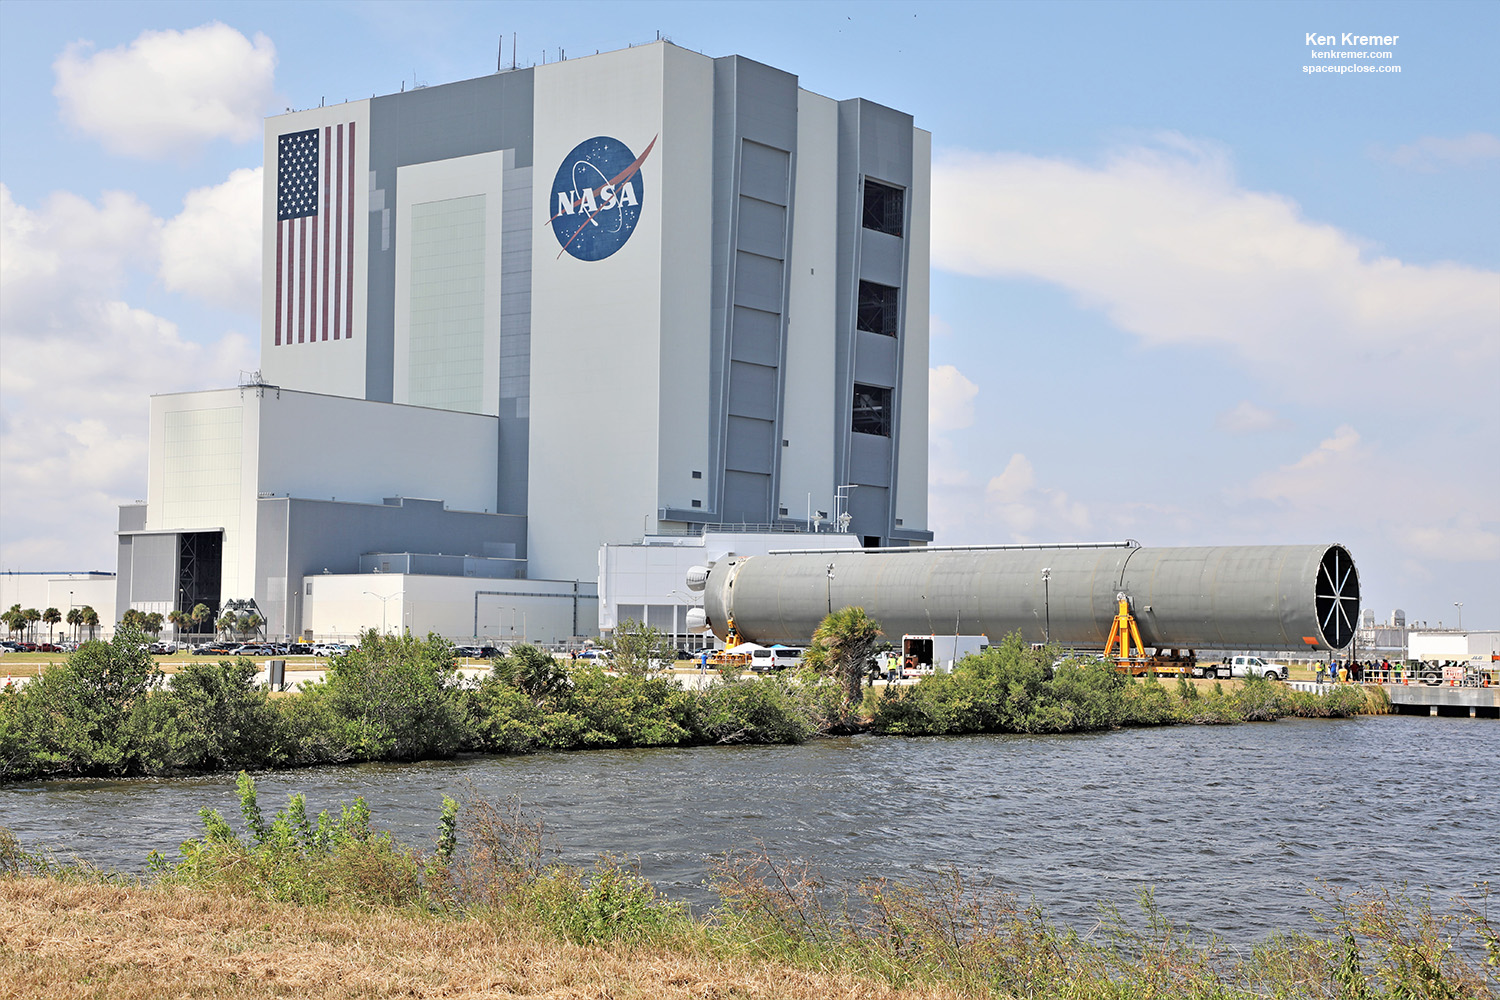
left=1202, top=655, right=1285, bottom=681
left=746, top=645, right=803, bottom=672
left=900, top=634, right=990, bottom=676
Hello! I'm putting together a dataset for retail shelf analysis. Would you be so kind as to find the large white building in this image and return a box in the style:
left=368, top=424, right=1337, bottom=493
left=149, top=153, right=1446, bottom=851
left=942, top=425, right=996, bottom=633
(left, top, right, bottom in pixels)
left=114, top=41, right=931, bottom=644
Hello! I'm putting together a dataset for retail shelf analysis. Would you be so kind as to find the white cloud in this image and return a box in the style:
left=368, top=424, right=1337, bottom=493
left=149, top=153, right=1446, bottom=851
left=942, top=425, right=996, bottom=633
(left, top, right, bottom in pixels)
left=53, top=23, right=276, bottom=158
left=985, top=453, right=1035, bottom=503
left=160, top=166, right=263, bottom=311
left=1380, top=132, right=1500, bottom=171
left=1251, top=425, right=1365, bottom=505
left=929, top=364, right=978, bottom=432
left=0, top=183, right=255, bottom=571
left=1247, top=425, right=1498, bottom=565
left=979, top=454, right=1091, bottom=541
left=931, top=137, right=1500, bottom=404
left=1216, top=400, right=1278, bottom=433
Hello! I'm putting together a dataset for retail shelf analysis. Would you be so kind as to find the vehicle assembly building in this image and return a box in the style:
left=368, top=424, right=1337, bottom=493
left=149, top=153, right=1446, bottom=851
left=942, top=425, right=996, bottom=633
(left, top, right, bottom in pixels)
left=691, top=542, right=1362, bottom=653
left=112, top=41, right=932, bottom=643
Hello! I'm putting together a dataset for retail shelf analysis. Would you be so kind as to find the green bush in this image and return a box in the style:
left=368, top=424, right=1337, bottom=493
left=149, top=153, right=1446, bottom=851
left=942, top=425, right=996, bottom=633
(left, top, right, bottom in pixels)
left=874, top=637, right=1130, bottom=736
left=0, top=625, right=162, bottom=779
left=565, top=666, right=695, bottom=747
left=322, top=630, right=470, bottom=761
left=273, top=679, right=358, bottom=765
left=691, top=675, right=814, bottom=745
left=167, top=771, right=425, bottom=907
left=133, top=657, right=285, bottom=771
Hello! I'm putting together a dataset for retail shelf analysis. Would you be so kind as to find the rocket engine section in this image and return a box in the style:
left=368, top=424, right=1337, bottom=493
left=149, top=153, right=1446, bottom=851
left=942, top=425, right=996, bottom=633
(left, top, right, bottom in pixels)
left=692, top=543, right=1360, bottom=652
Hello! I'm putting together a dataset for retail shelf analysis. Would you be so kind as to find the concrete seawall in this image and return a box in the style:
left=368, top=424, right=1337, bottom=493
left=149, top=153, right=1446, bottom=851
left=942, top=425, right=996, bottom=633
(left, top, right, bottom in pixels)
left=1291, top=680, right=1498, bottom=719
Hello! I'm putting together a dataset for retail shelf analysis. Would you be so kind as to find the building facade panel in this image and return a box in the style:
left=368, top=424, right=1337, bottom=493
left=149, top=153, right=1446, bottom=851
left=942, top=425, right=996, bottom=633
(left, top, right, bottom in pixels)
left=258, top=101, right=374, bottom=399
left=528, top=45, right=673, bottom=580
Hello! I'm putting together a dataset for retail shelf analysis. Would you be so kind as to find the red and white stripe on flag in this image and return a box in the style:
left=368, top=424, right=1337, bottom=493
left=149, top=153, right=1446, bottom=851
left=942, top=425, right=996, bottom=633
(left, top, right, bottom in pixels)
left=274, top=122, right=356, bottom=346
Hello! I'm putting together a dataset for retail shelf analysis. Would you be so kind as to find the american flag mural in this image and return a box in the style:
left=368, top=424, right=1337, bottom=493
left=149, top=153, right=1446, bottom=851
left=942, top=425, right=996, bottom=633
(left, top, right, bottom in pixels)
left=274, top=123, right=356, bottom=345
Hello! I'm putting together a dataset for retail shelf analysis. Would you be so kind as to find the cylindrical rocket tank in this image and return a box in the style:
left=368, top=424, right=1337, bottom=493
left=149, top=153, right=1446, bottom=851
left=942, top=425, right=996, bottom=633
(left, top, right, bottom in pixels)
left=699, top=543, right=1359, bottom=651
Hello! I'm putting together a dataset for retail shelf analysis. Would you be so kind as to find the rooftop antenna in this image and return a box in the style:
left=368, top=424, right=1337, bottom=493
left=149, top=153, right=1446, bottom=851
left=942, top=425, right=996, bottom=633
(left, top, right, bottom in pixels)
left=496, top=35, right=503, bottom=72
left=512, top=32, right=517, bottom=70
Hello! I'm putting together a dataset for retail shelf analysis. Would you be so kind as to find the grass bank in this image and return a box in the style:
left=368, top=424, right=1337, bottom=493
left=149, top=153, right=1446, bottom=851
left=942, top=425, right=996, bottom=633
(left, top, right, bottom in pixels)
left=2, top=783, right=1493, bottom=999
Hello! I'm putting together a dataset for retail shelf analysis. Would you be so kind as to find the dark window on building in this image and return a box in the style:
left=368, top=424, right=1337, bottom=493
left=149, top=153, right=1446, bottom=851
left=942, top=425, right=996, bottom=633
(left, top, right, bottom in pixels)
left=862, top=180, right=904, bottom=237
left=857, top=281, right=899, bottom=337
left=691, top=470, right=702, bottom=479
left=691, top=499, right=702, bottom=508
left=863, top=535, right=882, bottom=549
left=852, top=383, right=892, bottom=437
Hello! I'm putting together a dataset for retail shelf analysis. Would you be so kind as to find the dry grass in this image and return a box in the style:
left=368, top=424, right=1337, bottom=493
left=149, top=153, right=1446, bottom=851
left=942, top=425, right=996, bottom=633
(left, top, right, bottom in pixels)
left=0, top=878, right=962, bottom=1000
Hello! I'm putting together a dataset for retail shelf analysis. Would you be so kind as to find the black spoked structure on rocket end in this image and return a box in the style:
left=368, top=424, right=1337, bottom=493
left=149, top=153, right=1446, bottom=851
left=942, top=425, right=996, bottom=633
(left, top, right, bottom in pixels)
left=688, top=543, right=1361, bottom=653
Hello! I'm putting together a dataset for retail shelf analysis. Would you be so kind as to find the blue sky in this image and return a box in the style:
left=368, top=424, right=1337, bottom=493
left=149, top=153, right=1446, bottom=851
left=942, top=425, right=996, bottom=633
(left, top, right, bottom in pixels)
left=2, top=0, right=1496, bottom=630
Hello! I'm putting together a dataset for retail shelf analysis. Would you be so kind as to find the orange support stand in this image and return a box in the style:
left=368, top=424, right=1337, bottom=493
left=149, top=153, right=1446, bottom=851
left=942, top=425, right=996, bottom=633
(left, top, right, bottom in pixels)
left=1103, top=595, right=1147, bottom=668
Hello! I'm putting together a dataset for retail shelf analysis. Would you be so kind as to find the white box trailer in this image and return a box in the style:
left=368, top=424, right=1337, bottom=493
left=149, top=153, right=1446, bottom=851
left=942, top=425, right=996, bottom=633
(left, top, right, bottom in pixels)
left=900, top=634, right=990, bottom=676
left=1408, top=631, right=1500, bottom=666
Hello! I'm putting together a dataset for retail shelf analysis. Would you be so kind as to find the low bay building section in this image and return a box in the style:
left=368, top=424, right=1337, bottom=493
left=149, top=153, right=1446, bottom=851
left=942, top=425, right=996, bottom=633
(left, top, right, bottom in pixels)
left=0, top=572, right=117, bottom=639
left=598, top=529, right=861, bottom=648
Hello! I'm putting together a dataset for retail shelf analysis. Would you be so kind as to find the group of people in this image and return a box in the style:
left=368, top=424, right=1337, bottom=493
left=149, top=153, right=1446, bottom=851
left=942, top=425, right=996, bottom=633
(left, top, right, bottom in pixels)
left=1317, top=659, right=1403, bottom=683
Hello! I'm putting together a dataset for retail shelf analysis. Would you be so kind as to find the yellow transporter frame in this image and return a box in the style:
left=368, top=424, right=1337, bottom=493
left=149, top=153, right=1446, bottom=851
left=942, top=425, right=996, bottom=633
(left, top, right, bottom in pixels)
left=1103, top=596, right=1197, bottom=677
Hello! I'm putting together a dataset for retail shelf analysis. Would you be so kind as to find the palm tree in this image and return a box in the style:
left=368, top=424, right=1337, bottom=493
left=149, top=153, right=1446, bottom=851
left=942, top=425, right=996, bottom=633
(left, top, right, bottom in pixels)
left=42, top=607, right=61, bottom=643
left=80, top=606, right=99, bottom=641
left=66, top=607, right=82, bottom=641
left=22, top=608, right=41, bottom=643
left=238, top=613, right=263, bottom=641
left=2, top=605, right=21, bottom=641
left=191, top=603, right=212, bottom=638
left=217, top=611, right=239, bottom=640
left=804, top=606, right=884, bottom=709
left=143, top=612, right=164, bottom=637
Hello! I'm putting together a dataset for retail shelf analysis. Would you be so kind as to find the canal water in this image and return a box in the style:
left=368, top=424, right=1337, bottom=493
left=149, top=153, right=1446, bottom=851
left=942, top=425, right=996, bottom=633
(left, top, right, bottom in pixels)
left=3, top=715, right=1496, bottom=944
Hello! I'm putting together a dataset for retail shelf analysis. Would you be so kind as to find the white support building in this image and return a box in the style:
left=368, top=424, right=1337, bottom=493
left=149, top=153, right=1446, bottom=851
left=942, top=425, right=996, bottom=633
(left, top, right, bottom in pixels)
left=115, top=41, right=931, bottom=643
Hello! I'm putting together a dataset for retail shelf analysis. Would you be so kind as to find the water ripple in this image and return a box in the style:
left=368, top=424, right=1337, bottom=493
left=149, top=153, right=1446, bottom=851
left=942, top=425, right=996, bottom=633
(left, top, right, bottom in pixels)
left=2, top=715, right=1495, bottom=943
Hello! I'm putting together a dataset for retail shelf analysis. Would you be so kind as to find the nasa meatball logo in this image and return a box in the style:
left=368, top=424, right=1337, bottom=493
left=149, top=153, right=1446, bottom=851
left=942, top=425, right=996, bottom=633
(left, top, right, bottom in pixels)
left=549, top=134, right=657, bottom=261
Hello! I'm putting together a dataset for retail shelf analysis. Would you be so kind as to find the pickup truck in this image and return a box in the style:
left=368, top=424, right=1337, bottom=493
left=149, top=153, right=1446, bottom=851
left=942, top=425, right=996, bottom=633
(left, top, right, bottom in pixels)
left=1201, top=655, right=1285, bottom=681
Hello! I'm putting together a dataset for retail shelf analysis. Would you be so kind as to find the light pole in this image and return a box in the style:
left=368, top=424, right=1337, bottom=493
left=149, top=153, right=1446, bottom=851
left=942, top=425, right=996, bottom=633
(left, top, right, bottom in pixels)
left=363, top=591, right=401, bottom=634
left=1454, top=603, right=1463, bottom=631
left=668, top=590, right=704, bottom=647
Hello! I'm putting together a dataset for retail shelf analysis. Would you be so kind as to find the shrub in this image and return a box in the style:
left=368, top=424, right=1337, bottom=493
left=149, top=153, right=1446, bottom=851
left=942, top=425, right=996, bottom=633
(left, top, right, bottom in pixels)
left=167, top=771, right=426, bottom=908
left=0, top=625, right=162, bottom=778
left=1236, top=672, right=1286, bottom=722
left=564, top=666, right=694, bottom=747
left=273, top=679, right=358, bottom=765
left=133, top=657, right=285, bottom=771
left=691, top=675, right=814, bottom=744
left=323, top=630, right=470, bottom=761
